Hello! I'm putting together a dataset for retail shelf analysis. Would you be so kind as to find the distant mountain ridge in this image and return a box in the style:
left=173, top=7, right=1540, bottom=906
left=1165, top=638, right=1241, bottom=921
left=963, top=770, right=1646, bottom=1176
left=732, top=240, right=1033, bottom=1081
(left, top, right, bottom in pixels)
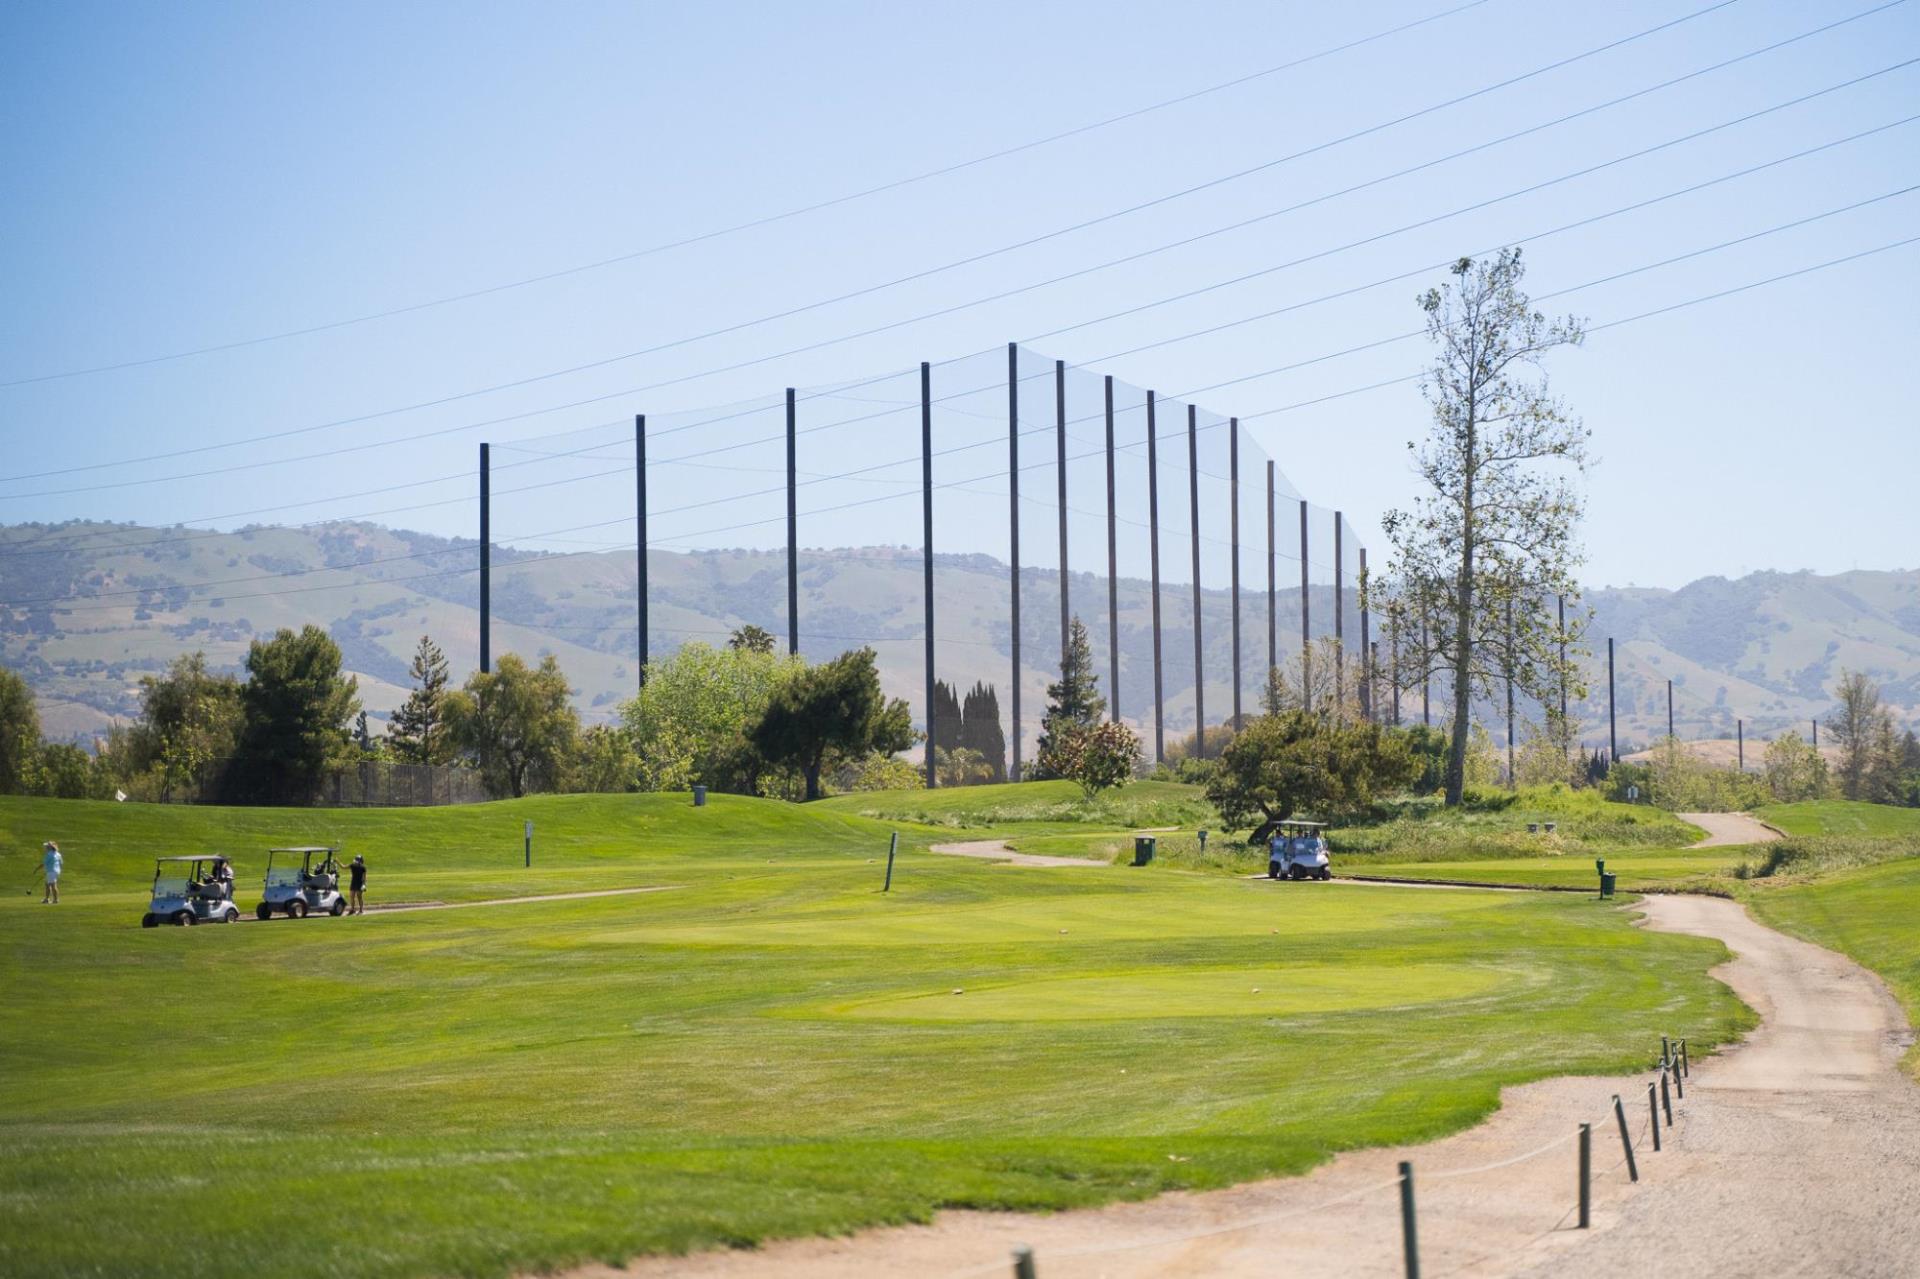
left=2, top=520, right=1913, bottom=753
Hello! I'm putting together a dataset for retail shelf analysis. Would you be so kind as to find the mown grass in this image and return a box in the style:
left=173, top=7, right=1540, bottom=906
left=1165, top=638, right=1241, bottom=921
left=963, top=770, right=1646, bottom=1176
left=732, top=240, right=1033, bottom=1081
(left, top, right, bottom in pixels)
left=815, top=778, right=1215, bottom=831
left=0, top=791, right=1750, bottom=1279
left=1754, top=800, right=1920, bottom=839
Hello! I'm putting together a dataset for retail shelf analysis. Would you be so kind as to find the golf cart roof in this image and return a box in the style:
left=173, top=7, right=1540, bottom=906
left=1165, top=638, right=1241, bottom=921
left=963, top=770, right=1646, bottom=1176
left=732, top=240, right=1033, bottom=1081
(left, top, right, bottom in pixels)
left=155, top=855, right=218, bottom=863
left=1279, top=820, right=1327, bottom=828
left=269, top=846, right=338, bottom=853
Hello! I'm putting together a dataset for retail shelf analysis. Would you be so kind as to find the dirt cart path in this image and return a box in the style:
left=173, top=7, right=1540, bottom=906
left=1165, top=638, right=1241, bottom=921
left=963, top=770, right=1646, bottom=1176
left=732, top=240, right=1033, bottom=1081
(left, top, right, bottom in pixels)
left=580, top=893, right=1918, bottom=1279
left=1676, top=811, right=1782, bottom=847
left=928, top=839, right=1108, bottom=869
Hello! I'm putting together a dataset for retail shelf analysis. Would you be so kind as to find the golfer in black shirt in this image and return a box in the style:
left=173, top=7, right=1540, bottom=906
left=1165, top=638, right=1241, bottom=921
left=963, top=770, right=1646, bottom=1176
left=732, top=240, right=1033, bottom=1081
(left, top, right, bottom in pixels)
left=348, top=854, right=367, bottom=915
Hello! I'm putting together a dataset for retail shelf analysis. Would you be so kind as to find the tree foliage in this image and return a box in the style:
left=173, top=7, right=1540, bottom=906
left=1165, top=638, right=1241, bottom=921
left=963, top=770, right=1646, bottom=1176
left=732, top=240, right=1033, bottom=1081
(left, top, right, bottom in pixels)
left=728, top=624, right=777, bottom=655
left=1763, top=730, right=1829, bottom=803
left=1205, top=711, right=1417, bottom=835
left=388, top=635, right=453, bottom=765
left=620, top=641, right=805, bottom=793
left=0, top=665, right=40, bottom=795
left=1380, top=249, right=1588, bottom=806
left=958, top=681, right=1007, bottom=783
left=750, top=647, right=915, bottom=801
left=1035, top=617, right=1106, bottom=776
left=444, top=652, right=580, bottom=798
left=1039, top=719, right=1142, bottom=798
left=231, top=627, right=360, bottom=803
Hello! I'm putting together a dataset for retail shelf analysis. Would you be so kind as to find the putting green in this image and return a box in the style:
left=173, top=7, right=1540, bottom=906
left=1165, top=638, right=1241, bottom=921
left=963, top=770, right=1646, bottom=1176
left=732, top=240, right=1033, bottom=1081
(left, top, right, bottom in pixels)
left=826, top=962, right=1508, bottom=1022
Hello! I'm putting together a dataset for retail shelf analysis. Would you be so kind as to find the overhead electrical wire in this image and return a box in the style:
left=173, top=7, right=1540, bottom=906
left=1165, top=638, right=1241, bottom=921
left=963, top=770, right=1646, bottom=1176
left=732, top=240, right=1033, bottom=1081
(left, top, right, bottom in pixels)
left=0, top=0, right=1500, bottom=388
left=2, top=0, right=1775, bottom=486
left=3, top=100, right=1912, bottom=563
left=18, top=227, right=1917, bottom=615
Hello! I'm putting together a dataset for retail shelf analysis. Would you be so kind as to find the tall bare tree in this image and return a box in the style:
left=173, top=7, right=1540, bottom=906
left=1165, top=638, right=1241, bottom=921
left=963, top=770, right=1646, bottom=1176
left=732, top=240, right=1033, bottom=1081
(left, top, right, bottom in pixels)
left=1379, top=250, right=1589, bottom=805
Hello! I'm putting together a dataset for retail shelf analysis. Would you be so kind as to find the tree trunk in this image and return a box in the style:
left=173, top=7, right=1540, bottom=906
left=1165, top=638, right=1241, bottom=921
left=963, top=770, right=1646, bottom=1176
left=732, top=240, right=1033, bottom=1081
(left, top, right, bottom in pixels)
left=1444, top=417, right=1478, bottom=806
left=804, top=758, right=821, bottom=802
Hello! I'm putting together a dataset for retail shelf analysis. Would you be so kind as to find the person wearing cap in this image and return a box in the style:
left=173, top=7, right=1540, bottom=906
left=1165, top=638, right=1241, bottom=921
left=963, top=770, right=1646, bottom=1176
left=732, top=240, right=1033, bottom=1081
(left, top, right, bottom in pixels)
left=41, top=841, right=62, bottom=904
left=347, top=854, right=367, bottom=915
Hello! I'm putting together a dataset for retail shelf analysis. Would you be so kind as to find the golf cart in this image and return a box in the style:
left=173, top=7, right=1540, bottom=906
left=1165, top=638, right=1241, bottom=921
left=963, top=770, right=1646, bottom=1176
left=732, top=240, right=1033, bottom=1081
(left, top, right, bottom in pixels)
left=142, top=856, right=242, bottom=927
left=1267, top=820, right=1333, bottom=881
left=256, top=846, right=347, bottom=920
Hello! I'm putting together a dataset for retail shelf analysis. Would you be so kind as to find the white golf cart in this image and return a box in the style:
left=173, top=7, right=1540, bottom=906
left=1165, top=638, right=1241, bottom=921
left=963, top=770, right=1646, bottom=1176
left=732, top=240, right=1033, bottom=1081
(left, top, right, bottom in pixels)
left=256, top=846, right=347, bottom=920
left=142, top=855, right=242, bottom=927
left=1267, top=820, right=1333, bottom=881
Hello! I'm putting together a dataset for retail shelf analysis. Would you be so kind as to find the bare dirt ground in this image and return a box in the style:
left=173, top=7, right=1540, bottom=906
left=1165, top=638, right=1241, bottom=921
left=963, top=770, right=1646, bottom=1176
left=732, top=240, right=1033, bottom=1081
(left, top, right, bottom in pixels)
left=1676, top=811, right=1784, bottom=847
left=575, top=891, right=1919, bottom=1279
left=928, top=839, right=1109, bottom=868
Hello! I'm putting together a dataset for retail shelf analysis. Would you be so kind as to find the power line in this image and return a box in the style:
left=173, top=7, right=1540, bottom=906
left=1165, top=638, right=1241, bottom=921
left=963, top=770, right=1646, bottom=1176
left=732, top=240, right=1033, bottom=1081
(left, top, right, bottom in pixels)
left=2, top=0, right=1763, bottom=487
left=22, top=231, right=1917, bottom=615
left=0, top=0, right=1498, bottom=389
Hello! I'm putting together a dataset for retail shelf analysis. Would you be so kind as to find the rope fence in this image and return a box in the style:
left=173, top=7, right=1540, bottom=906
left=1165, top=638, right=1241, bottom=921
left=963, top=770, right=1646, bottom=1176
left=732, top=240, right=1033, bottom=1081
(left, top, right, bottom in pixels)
left=968, top=1036, right=1697, bottom=1278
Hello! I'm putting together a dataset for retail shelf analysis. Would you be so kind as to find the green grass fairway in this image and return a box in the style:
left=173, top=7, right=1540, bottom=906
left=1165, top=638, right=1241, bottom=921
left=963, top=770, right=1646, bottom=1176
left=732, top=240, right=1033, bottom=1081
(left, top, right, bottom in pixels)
left=1, top=793, right=1751, bottom=1279
left=1746, top=853, right=1920, bottom=1077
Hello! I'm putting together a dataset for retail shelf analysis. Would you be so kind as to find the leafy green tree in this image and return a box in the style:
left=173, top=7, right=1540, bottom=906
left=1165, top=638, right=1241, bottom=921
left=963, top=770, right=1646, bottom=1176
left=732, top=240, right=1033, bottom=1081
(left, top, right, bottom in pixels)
left=829, top=750, right=925, bottom=794
left=1261, top=638, right=1360, bottom=722
left=934, top=745, right=992, bottom=787
left=1035, top=617, right=1105, bottom=776
left=28, top=742, right=103, bottom=799
left=0, top=666, right=38, bottom=794
left=388, top=635, right=453, bottom=764
left=1039, top=720, right=1142, bottom=798
left=1830, top=671, right=1892, bottom=801
left=1379, top=249, right=1588, bottom=806
left=1763, top=730, right=1829, bottom=803
left=728, top=624, right=777, bottom=655
left=570, top=723, right=641, bottom=793
left=119, top=652, right=244, bottom=801
left=620, top=641, right=805, bottom=792
left=1205, top=710, right=1416, bottom=837
left=751, top=647, right=915, bottom=801
left=231, top=628, right=359, bottom=803
left=444, top=653, right=580, bottom=798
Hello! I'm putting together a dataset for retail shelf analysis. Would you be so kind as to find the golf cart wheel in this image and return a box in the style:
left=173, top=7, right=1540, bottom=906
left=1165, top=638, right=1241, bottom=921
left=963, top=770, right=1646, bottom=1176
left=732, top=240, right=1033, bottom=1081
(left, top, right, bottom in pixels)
left=141, top=913, right=157, bottom=929
left=255, top=903, right=273, bottom=921
left=1319, top=869, right=1332, bottom=881
left=223, top=908, right=239, bottom=923
left=1268, top=866, right=1280, bottom=880
left=288, top=899, right=309, bottom=919
left=172, top=910, right=195, bottom=927
left=329, top=898, right=345, bottom=917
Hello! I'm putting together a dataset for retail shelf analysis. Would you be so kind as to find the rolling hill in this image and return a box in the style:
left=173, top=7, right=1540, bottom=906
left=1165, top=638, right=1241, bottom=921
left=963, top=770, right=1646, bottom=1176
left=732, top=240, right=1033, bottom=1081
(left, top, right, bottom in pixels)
left=2, top=520, right=1913, bottom=756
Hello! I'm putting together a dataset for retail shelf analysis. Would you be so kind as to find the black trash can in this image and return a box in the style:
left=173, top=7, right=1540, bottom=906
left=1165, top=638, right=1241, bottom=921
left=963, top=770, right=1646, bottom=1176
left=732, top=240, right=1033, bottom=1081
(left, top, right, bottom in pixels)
left=1132, top=836, right=1156, bottom=867
left=692, top=784, right=707, bottom=807
left=1599, top=872, right=1617, bottom=899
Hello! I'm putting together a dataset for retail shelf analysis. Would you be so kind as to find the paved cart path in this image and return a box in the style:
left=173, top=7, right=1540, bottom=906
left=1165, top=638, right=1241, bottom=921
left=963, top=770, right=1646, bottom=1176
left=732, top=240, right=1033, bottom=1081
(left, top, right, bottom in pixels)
left=1676, top=811, right=1783, bottom=847
left=239, top=884, right=681, bottom=922
left=574, top=891, right=1918, bottom=1279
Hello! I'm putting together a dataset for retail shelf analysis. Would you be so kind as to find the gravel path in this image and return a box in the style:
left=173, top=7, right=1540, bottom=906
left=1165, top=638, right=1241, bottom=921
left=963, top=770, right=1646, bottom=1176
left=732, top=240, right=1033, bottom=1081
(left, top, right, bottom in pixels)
left=580, top=892, right=1918, bottom=1279
left=1676, top=811, right=1783, bottom=847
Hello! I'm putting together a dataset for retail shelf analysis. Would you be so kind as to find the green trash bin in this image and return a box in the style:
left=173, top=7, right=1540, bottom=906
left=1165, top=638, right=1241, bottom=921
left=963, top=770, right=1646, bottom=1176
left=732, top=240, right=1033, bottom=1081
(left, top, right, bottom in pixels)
left=1133, top=836, right=1156, bottom=867
left=1599, top=872, right=1617, bottom=899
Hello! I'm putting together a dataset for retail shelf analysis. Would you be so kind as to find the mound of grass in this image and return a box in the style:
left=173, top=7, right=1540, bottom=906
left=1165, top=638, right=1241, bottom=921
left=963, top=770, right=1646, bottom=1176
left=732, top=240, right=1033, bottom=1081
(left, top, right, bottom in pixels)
left=1754, top=800, right=1920, bottom=839
left=0, top=791, right=1750, bottom=1279
left=816, top=778, right=1217, bottom=831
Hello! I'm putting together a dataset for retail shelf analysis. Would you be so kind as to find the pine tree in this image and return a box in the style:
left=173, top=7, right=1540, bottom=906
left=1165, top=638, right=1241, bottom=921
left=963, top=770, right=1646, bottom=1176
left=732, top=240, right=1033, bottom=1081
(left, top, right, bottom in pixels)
left=1035, top=617, right=1105, bottom=777
left=389, top=635, right=452, bottom=765
left=959, top=682, right=1007, bottom=783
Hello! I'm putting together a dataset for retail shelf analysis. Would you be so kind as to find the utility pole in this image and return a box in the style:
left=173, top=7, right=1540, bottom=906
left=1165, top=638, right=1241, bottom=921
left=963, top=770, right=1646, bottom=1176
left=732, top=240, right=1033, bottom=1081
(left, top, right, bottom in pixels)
left=1333, top=512, right=1344, bottom=709
left=478, top=442, right=491, bottom=674
left=785, top=388, right=799, bottom=656
left=1187, top=405, right=1204, bottom=756
left=1055, top=359, right=1069, bottom=661
left=1104, top=376, right=1119, bottom=723
left=1608, top=637, right=1618, bottom=767
left=1299, top=500, right=1310, bottom=713
left=1738, top=719, right=1745, bottom=772
left=1229, top=417, right=1242, bottom=731
left=1007, top=343, right=1022, bottom=781
left=1667, top=680, right=1674, bottom=739
left=1265, top=460, right=1276, bottom=681
left=635, top=415, right=647, bottom=687
left=1147, top=391, right=1164, bottom=762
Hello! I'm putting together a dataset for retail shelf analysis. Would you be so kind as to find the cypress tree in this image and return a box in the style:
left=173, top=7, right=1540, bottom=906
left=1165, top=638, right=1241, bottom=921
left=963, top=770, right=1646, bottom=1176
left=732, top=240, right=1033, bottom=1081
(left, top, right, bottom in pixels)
left=930, top=679, right=964, bottom=757
left=960, top=682, right=1007, bottom=783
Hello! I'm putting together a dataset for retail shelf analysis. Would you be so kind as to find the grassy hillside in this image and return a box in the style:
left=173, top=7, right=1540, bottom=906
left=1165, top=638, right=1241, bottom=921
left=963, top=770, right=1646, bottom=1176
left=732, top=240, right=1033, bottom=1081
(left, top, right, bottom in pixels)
left=0, top=791, right=1750, bottom=1279
left=1755, top=800, right=1920, bottom=838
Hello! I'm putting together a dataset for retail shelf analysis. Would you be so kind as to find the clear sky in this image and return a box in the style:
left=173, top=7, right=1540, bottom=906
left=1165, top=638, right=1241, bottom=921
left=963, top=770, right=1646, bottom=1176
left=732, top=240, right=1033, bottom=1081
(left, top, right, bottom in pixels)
left=2, top=0, right=1916, bottom=590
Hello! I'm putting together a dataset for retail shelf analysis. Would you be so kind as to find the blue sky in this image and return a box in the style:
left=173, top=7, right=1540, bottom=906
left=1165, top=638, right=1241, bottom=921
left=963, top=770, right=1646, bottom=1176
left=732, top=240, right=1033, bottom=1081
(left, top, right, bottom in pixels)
left=2, top=0, right=1916, bottom=590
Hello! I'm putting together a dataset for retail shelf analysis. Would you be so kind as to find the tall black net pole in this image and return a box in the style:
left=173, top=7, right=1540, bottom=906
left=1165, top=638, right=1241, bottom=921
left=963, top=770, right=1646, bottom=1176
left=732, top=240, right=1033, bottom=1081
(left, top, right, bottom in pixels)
left=785, top=388, right=799, bottom=656
left=922, top=362, right=936, bottom=789
left=478, top=442, right=491, bottom=674
left=1187, top=406, right=1204, bottom=756
left=1056, top=359, right=1069, bottom=658
left=1104, top=376, right=1119, bottom=723
left=1334, top=512, right=1345, bottom=710
left=1007, top=343, right=1023, bottom=781
left=1299, top=500, right=1310, bottom=714
left=1557, top=593, right=1568, bottom=720
left=635, top=415, right=647, bottom=688
left=1667, top=679, right=1674, bottom=738
left=1229, top=418, right=1242, bottom=732
left=1608, top=637, right=1618, bottom=765
left=1148, top=392, right=1164, bottom=763
left=1265, top=460, right=1276, bottom=681
left=1359, top=546, right=1371, bottom=722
